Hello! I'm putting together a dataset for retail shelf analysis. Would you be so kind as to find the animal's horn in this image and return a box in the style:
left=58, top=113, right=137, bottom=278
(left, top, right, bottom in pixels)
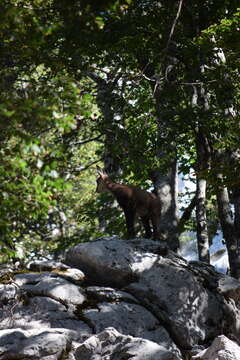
left=96, top=166, right=106, bottom=176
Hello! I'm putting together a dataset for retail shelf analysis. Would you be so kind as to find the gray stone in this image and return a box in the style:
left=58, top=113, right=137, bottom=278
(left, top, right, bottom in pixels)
left=85, top=286, right=139, bottom=303
left=126, top=257, right=225, bottom=348
left=0, top=284, right=92, bottom=343
left=0, top=272, right=92, bottom=346
left=65, top=238, right=240, bottom=349
left=65, top=237, right=163, bottom=287
left=83, top=301, right=167, bottom=343
left=192, top=335, right=240, bottom=360
left=0, top=264, right=13, bottom=278
left=81, top=292, right=181, bottom=357
left=1, top=237, right=240, bottom=359
left=74, top=327, right=181, bottom=360
left=28, top=260, right=69, bottom=272
left=28, top=260, right=85, bottom=284
left=57, top=267, right=85, bottom=284
left=0, top=283, right=20, bottom=303
left=14, top=272, right=86, bottom=305
left=0, top=328, right=71, bottom=360
left=14, top=271, right=56, bottom=285
left=218, top=275, right=240, bottom=302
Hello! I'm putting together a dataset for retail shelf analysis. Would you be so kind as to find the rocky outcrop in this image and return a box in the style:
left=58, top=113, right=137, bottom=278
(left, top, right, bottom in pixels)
left=192, top=335, right=240, bottom=360
left=0, top=328, right=71, bottom=360
left=75, top=327, right=179, bottom=360
left=1, top=237, right=240, bottom=359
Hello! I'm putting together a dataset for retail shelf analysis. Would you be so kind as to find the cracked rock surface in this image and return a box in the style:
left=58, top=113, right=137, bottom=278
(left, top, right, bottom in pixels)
left=1, top=237, right=240, bottom=359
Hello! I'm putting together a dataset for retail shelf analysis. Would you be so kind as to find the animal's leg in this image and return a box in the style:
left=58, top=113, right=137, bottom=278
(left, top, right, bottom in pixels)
left=141, top=216, right=152, bottom=238
left=123, top=207, right=136, bottom=238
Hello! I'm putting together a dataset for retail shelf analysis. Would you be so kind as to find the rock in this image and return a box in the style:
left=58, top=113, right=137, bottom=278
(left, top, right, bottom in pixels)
left=82, top=286, right=182, bottom=357
left=0, top=273, right=92, bottom=345
left=14, top=272, right=86, bottom=305
left=65, top=237, right=164, bottom=287
left=65, top=238, right=240, bottom=349
left=57, top=267, right=85, bottom=284
left=218, top=275, right=240, bottom=302
left=210, top=248, right=228, bottom=274
left=85, top=286, right=139, bottom=303
left=0, top=328, right=71, bottom=360
left=0, top=283, right=20, bottom=304
left=1, top=237, right=240, bottom=359
left=28, top=260, right=69, bottom=272
left=126, top=258, right=226, bottom=348
left=0, top=264, right=13, bottom=278
left=83, top=301, right=176, bottom=349
left=28, top=260, right=85, bottom=284
left=74, top=327, right=181, bottom=360
left=192, top=335, right=240, bottom=360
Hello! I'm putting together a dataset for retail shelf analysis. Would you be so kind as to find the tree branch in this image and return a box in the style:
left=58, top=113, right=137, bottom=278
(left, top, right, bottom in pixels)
left=72, top=135, right=103, bottom=147
left=165, top=0, right=184, bottom=54
left=67, top=158, right=104, bottom=175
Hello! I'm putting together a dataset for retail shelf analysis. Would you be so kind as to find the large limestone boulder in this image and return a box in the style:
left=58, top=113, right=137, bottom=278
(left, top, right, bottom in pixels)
left=75, top=327, right=180, bottom=360
left=65, top=237, right=166, bottom=287
left=65, top=238, right=240, bottom=349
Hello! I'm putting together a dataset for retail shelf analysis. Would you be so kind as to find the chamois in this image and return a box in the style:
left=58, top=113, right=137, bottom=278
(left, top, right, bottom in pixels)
left=96, top=167, right=161, bottom=240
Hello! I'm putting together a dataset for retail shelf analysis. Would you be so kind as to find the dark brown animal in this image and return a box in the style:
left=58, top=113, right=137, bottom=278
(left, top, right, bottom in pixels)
left=96, top=167, right=161, bottom=240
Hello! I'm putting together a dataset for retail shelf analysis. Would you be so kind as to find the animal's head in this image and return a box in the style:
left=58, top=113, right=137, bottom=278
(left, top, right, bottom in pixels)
left=96, top=166, right=110, bottom=193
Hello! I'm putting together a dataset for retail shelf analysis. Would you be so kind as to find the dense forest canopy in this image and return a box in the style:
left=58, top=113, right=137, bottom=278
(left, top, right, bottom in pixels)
left=0, top=0, right=240, bottom=276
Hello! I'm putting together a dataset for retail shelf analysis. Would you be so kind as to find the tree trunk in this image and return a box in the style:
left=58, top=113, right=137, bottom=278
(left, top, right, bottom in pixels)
left=195, top=128, right=210, bottom=263
left=216, top=181, right=240, bottom=278
left=229, top=150, right=240, bottom=241
left=233, top=189, right=240, bottom=240
left=140, top=60, right=180, bottom=251
left=151, top=159, right=179, bottom=251
left=189, top=1, right=212, bottom=262
left=196, top=177, right=209, bottom=262
left=89, top=71, right=122, bottom=235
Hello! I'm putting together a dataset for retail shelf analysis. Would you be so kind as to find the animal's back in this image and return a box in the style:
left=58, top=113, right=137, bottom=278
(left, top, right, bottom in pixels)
left=111, top=183, right=160, bottom=217
left=133, top=186, right=161, bottom=216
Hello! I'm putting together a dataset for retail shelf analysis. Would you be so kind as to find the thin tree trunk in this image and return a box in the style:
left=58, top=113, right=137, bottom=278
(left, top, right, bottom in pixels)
left=195, top=128, right=210, bottom=263
left=191, top=73, right=211, bottom=262
left=233, top=189, right=240, bottom=240
left=189, top=0, right=212, bottom=261
left=216, top=181, right=240, bottom=278
left=229, top=150, right=240, bottom=241
left=196, top=177, right=210, bottom=262
left=89, top=71, right=122, bottom=234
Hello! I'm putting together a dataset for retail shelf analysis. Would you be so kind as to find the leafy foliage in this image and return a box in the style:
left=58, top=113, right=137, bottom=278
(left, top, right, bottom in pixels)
left=0, top=0, right=239, bottom=263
